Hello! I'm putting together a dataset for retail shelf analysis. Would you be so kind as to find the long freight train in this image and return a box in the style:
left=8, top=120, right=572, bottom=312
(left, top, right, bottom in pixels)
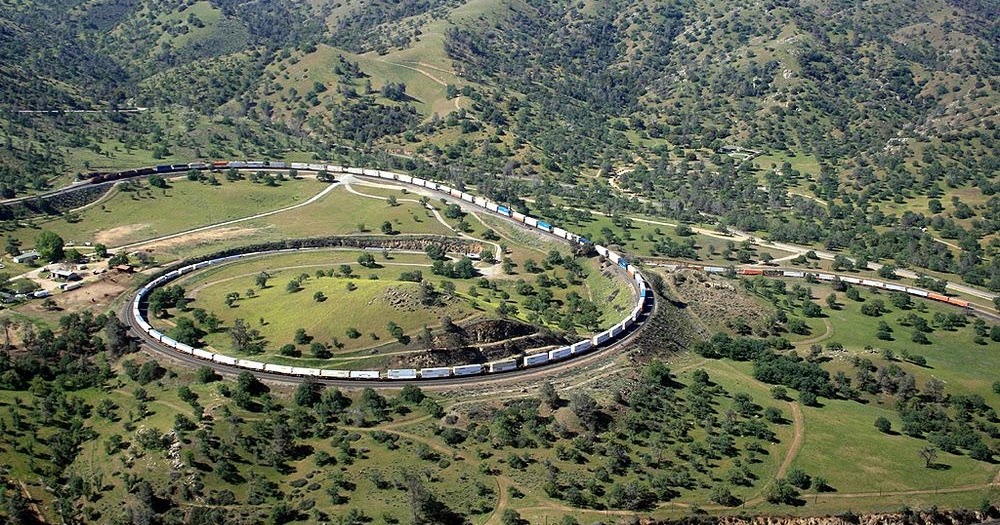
left=128, top=161, right=975, bottom=380
left=129, top=161, right=653, bottom=381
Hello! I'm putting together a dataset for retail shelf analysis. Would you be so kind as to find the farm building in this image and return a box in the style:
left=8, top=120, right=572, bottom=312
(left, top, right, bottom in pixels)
left=12, top=251, right=40, bottom=264
left=50, top=268, right=80, bottom=281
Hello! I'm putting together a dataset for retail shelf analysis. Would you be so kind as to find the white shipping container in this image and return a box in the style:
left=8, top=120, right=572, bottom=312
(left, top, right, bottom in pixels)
left=214, top=355, right=237, bottom=366
left=350, top=370, right=381, bottom=379
left=238, top=359, right=265, bottom=371
left=387, top=369, right=418, bottom=380
left=571, top=340, right=592, bottom=354
left=265, top=364, right=294, bottom=375
left=524, top=353, right=549, bottom=366
left=191, top=348, right=215, bottom=361
left=453, top=364, right=482, bottom=376
left=524, top=216, right=538, bottom=227
left=548, top=347, right=572, bottom=360
left=419, top=367, right=451, bottom=379
left=488, top=360, right=518, bottom=373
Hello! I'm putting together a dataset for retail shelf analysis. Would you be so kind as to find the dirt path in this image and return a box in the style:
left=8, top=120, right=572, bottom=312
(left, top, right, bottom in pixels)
left=184, top=259, right=433, bottom=298
left=70, top=182, right=120, bottom=213
left=344, top=179, right=504, bottom=267
left=342, top=424, right=456, bottom=458
left=793, top=319, right=833, bottom=347
left=376, top=59, right=463, bottom=111
left=112, top=178, right=341, bottom=251
left=776, top=402, right=805, bottom=479
left=17, top=480, right=46, bottom=523
left=598, top=178, right=997, bottom=304
left=484, top=476, right=512, bottom=525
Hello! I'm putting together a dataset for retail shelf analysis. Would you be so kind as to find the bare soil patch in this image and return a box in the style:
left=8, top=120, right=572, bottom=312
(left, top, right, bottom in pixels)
left=143, top=226, right=262, bottom=252
left=670, top=269, right=772, bottom=330
left=95, top=223, right=150, bottom=245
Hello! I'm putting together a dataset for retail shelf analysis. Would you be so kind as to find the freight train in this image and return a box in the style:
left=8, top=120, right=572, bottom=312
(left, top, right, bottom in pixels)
left=661, top=264, right=971, bottom=309
left=129, top=161, right=974, bottom=380
left=129, top=161, right=653, bottom=381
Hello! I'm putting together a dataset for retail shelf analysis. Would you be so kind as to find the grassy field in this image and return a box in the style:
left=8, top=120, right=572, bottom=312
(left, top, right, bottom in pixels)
left=153, top=244, right=636, bottom=364
left=3, top=176, right=329, bottom=249
left=662, top=272, right=1000, bottom=509
left=792, top=393, right=995, bottom=493
left=187, top=265, right=470, bottom=359
left=46, top=363, right=499, bottom=524
left=767, top=281, right=999, bottom=399
left=107, top=183, right=456, bottom=263
left=247, top=184, right=454, bottom=238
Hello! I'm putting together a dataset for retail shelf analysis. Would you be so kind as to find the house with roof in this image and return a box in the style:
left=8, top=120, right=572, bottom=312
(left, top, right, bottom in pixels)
left=12, top=251, right=40, bottom=264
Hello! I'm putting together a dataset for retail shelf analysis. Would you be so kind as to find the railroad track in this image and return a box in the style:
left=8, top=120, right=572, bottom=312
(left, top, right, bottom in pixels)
left=120, top=288, right=656, bottom=389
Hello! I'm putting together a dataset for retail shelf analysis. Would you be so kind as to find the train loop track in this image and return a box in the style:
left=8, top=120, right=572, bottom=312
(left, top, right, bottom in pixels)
left=34, top=159, right=993, bottom=385
left=118, top=161, right=653, bottom=386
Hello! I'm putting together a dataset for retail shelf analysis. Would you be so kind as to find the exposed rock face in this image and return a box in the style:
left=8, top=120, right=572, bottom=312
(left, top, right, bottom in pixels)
left=0, top=182, right=112, bottom=219
left=671, top=269, right=770, bottom=329
left=461, top=319, right=537, bottom=344
left=390, top=318, right=569, bottom=368
left=655, top=508, right=998, bottom=525
left=369, top=286, right=423, bottom=311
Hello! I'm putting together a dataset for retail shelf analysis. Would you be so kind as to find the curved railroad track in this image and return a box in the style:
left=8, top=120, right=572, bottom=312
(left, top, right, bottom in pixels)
left=121, top=283, right=657, bottom=389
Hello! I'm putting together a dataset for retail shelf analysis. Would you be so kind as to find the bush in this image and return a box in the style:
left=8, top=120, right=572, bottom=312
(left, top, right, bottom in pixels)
left=765, top=479, right=799, bottom=505
left=786, top=468, right=811, bottom=489
left=311, top=342, right=331, bottom=359
left=874, top=417, right=892, bottom=433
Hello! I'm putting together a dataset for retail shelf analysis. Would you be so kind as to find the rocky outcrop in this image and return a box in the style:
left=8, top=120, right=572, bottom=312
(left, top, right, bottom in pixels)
left=658, top=507, right=998, bottom=525
left=390, top=319, right=569, bottom=368
left=0, top=182, right=113, bottom=219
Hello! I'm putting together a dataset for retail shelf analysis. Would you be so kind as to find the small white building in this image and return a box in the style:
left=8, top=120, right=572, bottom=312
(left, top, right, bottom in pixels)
left=12, top=251, right=40, bottom=264
left=50, top=268, right=80, bottom=281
